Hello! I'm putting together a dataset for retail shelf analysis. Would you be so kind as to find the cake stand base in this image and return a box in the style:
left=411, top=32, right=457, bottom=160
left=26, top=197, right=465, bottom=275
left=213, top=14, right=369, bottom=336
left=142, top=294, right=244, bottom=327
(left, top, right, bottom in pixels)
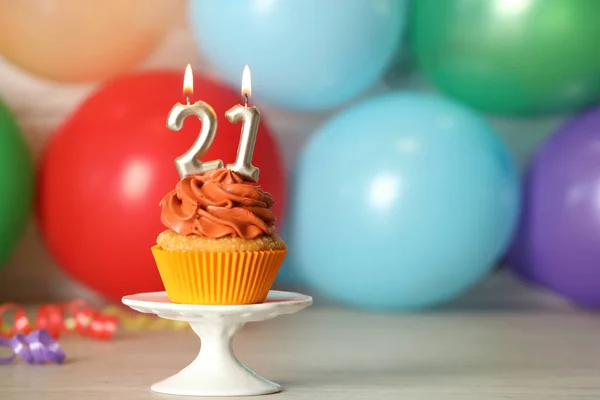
left=122, top=290, right=312, bottom=397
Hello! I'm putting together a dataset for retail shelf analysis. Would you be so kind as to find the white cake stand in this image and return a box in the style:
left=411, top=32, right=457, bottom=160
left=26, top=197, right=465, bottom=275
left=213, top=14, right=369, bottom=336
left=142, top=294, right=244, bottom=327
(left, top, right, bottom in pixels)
left=121, top=290, right=312, bottom=397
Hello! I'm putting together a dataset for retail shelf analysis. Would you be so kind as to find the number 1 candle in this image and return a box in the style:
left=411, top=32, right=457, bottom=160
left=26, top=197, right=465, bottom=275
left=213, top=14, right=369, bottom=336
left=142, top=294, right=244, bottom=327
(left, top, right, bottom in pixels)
left=226, top=65, right=260, bottom=182
left=166, top=64, right=223, bottom=178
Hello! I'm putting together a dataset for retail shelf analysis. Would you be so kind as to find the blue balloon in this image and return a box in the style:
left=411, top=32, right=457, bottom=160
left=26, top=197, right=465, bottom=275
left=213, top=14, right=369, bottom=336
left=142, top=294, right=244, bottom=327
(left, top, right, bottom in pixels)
left=291, top=93, right=520, bottom=310
left=190, top=0, right=407, bottom=110
left=274, top=258, right=299, bottom=285
left=274, top=174, right=305, bottom=286
left=274, top=221, right=303, bottom=285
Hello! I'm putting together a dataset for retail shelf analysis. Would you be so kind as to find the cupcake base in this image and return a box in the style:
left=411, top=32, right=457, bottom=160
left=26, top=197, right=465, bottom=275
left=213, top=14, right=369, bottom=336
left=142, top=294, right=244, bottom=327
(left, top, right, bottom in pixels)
left=151, top=245, right=286, bottom=305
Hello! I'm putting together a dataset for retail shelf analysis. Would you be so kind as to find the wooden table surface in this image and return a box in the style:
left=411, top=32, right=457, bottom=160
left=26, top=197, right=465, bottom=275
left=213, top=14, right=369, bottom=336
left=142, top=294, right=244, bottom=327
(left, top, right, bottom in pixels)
left=2, top=272, right=600, bottom=400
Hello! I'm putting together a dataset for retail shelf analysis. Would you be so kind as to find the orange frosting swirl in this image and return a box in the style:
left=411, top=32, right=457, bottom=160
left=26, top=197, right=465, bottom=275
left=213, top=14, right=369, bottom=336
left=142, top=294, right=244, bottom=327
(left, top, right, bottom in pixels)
left=160, top=168, right=276, bottom=239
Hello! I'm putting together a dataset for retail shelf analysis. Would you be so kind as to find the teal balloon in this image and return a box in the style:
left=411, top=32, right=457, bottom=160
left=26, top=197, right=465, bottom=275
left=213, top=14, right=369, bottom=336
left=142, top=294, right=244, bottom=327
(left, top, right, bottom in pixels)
left=190, top=0, right=408, bottom=110
left=0, top=99, right=33, bottom=268
left=292, top=93, right=520, bottom=310
left=275, top=177, right=304, bottom=286
left=410, top=0, right=600, bottom=116
left=274, top=231, right=302, bottom=286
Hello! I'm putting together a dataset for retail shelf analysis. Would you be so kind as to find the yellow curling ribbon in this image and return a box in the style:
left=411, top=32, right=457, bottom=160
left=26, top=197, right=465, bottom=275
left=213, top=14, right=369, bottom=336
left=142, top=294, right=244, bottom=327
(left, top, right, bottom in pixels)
left=101, top=305, right=188, bottom=331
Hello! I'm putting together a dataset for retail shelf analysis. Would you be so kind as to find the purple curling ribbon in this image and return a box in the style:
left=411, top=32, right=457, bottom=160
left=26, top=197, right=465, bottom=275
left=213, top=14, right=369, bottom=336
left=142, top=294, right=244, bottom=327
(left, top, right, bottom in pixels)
left=0, top=329, right=65, bottom=364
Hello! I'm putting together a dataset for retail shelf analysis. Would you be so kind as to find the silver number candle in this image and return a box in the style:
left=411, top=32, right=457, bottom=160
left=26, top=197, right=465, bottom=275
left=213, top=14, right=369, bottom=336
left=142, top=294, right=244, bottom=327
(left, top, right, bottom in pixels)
left=167, top=64, right=223, bottom=178
left=225, top=65, right=260, bottom=182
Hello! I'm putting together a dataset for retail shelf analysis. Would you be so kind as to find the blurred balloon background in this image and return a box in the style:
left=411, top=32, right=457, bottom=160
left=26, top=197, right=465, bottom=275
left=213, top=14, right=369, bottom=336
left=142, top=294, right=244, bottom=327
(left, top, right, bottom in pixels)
left=190, top=0, right=408, bottom=110
left=508, top=106, right=600, bottom=309
left=410, top=0, right=600, bottom=116
left=0, top=0, right=186, bottom=83
left=0, top=100, right=34, bottom=268
left=292, top=93, right=519, bottom=310
left=0, top=0, right=598, bottom=311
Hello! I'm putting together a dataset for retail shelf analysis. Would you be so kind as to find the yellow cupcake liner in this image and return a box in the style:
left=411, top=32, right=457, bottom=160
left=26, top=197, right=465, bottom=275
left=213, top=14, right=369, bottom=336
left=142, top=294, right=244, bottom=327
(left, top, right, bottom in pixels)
left=151, top=245, right=286, bottom=305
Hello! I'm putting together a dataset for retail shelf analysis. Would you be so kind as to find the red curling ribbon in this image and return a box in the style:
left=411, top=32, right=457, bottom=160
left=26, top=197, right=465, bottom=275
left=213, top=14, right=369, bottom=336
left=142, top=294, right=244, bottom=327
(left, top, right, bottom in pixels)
left=36, top=304, right=64, bottom=338
left=0, top=303, right=31, bottom=337
left=0, top=300, right=119, bottom=340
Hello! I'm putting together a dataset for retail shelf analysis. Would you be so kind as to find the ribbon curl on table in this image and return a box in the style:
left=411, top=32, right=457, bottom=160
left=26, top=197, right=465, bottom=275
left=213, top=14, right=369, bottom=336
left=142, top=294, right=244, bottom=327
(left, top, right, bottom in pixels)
left=101, top=305, right=189, bottom=331
left=0, top=329, right=66, bottom=364
left=0, top=300, right=118, bottom=340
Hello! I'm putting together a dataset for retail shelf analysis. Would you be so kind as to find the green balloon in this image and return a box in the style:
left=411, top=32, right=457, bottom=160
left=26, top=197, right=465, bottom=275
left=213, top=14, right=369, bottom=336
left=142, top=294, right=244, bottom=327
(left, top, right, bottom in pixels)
left=0, top=99, right=33, bottom=268
left=410, top=0, right=600, bottom=115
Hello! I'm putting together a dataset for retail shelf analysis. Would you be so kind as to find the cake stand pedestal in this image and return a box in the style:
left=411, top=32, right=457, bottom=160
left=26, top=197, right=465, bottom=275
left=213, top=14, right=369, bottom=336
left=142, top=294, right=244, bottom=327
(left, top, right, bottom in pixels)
left=122, top=290, right=312, bottom=397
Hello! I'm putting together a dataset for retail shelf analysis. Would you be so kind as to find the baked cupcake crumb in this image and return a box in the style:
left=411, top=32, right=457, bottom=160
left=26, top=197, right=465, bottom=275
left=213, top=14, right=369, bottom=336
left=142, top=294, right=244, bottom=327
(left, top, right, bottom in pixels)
left=157, top=230, right=286, bottom=252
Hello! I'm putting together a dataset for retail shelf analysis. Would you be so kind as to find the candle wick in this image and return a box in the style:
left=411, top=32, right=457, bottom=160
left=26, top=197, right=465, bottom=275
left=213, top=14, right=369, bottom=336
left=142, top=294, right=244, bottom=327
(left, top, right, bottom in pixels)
left=185, top=94, right=191, bottom=105
left=244, top=93, right=249, bottom=108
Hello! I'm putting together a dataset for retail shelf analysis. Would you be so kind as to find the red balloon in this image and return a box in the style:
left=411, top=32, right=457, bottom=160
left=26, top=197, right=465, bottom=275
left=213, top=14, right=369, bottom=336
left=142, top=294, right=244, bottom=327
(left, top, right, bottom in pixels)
left=37, top=71, right=286, bottom=302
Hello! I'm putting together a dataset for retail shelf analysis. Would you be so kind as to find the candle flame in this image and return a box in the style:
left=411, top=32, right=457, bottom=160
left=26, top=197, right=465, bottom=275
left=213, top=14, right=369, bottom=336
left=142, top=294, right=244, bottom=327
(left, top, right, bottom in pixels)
left=241, top=65, right=251, bottom=98
left=183, top=64, right=193, bottom=96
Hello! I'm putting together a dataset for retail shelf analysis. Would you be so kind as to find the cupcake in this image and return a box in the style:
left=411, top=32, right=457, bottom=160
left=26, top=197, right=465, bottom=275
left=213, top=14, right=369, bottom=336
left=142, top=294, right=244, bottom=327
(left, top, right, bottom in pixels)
left=151, top=168, right=286, bottom=304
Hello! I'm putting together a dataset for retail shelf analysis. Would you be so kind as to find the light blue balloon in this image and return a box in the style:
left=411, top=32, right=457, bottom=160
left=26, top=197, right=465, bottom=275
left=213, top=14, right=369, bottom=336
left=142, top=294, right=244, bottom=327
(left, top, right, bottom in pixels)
left=190, top=0, right=407, bottom=110
left=291, top=93, right=520, bottom=310
left=274, top=258, right=299, bottom=285
left=274, top=221, right=303, bottom=285
left=274, top=174, right=305, bottom=286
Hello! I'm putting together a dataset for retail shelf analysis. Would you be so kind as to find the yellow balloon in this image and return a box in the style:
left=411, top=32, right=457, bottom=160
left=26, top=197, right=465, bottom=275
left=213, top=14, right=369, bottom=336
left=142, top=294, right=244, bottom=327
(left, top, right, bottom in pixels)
left=0, top=0, right=185, bottom=83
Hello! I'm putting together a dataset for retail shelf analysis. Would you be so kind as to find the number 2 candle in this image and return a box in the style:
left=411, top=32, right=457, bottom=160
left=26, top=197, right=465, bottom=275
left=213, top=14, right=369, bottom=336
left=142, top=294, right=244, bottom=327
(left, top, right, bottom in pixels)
left=166, top=64, right=224, bottom=178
